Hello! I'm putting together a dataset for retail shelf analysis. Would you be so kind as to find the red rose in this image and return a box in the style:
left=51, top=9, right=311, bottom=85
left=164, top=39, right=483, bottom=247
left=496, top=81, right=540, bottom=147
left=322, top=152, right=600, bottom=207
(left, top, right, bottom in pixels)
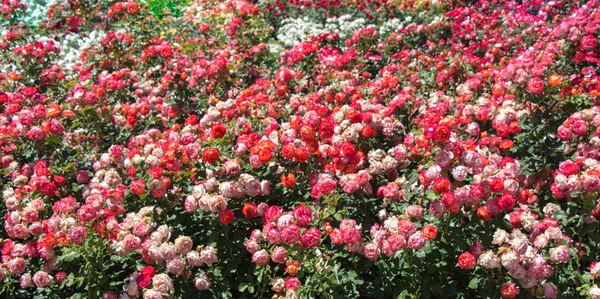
left=264, top=206, right=281, bottom=223
left=441, top=192, right=459, bottom=214
left=126, top=3, right=139, bottom=15
left=257, top=148, right=273, bottom=163
left=497, top=193, right=516, bottom=211
left=203, top=148, right=220, bottom=164
left=434, top=125, right=451, bottom=143
left=477, top=206, right=490, bottom=221
left=489, top=177, right=504, bottom=193
left=42, top=182, right=58, bottom=197
left=340, top=142, right=356, bottom=156
left=140, top=266, right=156, bottom=277
left=48, top=119, right=64, bottom=135
left=526, top=77, right=544, bottom=95
left=572, top=120, right=589, bottom=136
left=136, top=274, right=152, bottom=288
left=458, top=252, right=476, bottom=269
left=469, top=184, right=484, bottom=201
left=281, top=173, right=296, bottom=188
left=433, top=177, right=451, bottom=193
left=219, top=209, right=234, bottom=225
left=294, top=147, right=310, bottom=162
left=53, top=175, right=66, bottom=186
left=580, top=35, right=598, bottom=51
left=130, top=179, right=146, bottom=196
left=284, top=277, right=301, bottom=291
left=500, top=282, right=520, bottom=299
left=318, top=122, right=334, bottom=139
left=281, top=144, right=295, bottom=160
left=422, top=225, right=438, bottom=240
left=242, top=203, right=258, bottom=218
left=55, top=272, right=68, bottom=284
left=149, top=168, right=163, bottom=179
left=330, top=228, right=343, bottom=245
left=559, top=160, right=580, bottom=175
left=557, top=125, right=573, bottom=141
left=210, top=123, right=226, bottom=138
left=160, top=46, right=173, bottom=59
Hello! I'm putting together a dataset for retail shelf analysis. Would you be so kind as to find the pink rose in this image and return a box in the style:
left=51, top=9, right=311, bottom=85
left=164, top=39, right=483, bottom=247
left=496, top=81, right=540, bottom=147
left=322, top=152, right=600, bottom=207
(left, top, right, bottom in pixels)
left=526, top=77, right=544, bottom=95
left=280, top=225, right=301, bottom=244
left=252, top=249, right=269, bottom=266
left=580, top=35, right=598, bottom=51
left=300, top=227, right=321, bottom=248
left=557, top=125, right=573, bottom=141
left=284, top=277, right=301, bottom=291
left=363, top=243, right=380, bottom=261
left=152, top=273, right=172, bottom=293
left=246, top=239, right=259, bottom=254
left=264, top=206, right=282, bottom=223
left=407, top=232, right=426, bottom=250
left=167, top=257, right=186, bottom=275
left=572, top=120, right=589, bottom=136
left=293, top=205, right=313, bottom=227
left=32, top=271, right=53, bottom=288
left=20, top=273, right=33, bottom=288
left=174, top=236, right=193, bottom=255
left=270, top=246, right=288, bottom=264
left=194, top=274, right=211, bottom=291
left=341, top=227, right=361, bottom=244
left=200, top=247, right=217, bottom=265
left=549, top=245, right=570, bottom=263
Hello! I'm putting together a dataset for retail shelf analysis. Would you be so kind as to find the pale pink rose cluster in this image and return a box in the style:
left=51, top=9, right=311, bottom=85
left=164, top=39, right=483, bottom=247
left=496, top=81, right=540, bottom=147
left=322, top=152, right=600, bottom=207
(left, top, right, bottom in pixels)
left=246, top=205, right=324, bottom=265
left=359, top=215, right=435, bottom=261
left=338, top=170, right=372, bottom=195
left=479, top=207, right=571, bottom=292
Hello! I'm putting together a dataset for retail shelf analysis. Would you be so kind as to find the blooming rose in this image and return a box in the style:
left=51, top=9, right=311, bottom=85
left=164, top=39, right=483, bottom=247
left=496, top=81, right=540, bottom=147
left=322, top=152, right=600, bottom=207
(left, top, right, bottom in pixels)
left=32, top=271, right=53, bottom=288
left=280, top=225, right=301, bottom=244
left=200, top=246, right=217, bottom=264
left=363, top=243, right=380, bottom=261
left=407, top=232, right=426, bottom=250
left=458, top=252, right=476, bottom=269
left=526, top=77, right=544, bottom=95
left=580, top=35, right=598, bottom=51
left=301, top=227, right=322, bottom=248
left=252, top=250, right=270, bottom=266
left=284, top=277, right=301, bottom=291
left=293, top=205, right=313, bottom=227
left=271, top=246, right=288, bottom=264
left=152, top=273, right=172, bottom=293
left=549, top=245, right=570, bottom=263
left=167, top=257, right=186, bottom=275
left=194, top=274, right=211, bottom=291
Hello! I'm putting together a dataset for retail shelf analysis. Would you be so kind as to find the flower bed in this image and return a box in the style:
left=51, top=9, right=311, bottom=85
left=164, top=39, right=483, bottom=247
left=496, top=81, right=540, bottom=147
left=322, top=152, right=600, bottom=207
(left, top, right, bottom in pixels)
left=1, top=0, right=600, bottom=298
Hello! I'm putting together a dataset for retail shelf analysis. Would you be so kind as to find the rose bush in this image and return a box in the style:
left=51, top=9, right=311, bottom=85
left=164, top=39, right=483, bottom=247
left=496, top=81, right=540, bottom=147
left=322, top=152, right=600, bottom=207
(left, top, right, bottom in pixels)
left=1, top=0, right=600, bottom=298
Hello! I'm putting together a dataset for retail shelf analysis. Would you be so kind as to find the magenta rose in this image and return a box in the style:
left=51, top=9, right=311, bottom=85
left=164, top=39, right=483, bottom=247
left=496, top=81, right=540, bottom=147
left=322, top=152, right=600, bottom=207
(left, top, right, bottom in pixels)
left=300, top=227, right=322, bottom=248
left=580, top=35, right=598, bottom=51
left=293, top=205, right=313, bottom=227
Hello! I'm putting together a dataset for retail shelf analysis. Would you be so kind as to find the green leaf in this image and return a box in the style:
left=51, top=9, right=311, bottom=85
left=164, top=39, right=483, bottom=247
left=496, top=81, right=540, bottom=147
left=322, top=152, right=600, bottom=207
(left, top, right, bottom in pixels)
left=467, top=277, right=478, bottom=289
